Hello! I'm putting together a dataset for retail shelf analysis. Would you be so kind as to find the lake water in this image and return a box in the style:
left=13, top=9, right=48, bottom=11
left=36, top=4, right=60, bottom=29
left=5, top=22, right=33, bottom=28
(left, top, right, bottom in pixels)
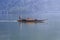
left=0, top=14, right=60, bottom=40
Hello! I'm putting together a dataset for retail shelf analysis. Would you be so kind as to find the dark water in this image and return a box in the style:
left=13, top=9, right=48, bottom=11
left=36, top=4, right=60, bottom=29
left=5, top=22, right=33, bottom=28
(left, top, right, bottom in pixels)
left=0, top=19, right=60, bottom=40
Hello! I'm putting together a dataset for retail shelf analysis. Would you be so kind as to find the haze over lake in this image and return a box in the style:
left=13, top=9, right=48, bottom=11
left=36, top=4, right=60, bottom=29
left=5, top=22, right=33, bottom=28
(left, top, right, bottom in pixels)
left=0, top=0, right=60, bottom=40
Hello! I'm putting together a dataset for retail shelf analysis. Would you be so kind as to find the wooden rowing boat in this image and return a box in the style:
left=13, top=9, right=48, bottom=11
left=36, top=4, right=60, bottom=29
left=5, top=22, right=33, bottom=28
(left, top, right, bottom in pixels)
left=17, top=16, right=46, bottom=23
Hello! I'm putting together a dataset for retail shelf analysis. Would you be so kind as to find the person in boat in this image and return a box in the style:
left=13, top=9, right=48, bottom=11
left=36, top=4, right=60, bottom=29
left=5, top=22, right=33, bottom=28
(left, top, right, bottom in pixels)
left=19, top=16, right=22, bottom=20
left=35, top=19, right=37, bottom=21
left=19, top=16, right=26, bottom=21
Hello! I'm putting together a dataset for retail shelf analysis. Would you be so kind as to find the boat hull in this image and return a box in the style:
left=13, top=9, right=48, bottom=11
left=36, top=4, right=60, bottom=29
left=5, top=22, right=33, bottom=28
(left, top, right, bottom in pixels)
left=17, top=20, right=45, bottom=23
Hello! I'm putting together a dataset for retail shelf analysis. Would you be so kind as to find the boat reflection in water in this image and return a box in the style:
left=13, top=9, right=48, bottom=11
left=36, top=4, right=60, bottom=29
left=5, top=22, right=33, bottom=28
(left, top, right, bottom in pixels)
left=18, top=21, right=45, bottom=24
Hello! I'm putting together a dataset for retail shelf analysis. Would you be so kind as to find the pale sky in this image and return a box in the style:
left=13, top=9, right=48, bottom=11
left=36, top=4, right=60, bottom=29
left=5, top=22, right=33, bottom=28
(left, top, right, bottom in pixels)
left=0, top=0, right=60, bottom=20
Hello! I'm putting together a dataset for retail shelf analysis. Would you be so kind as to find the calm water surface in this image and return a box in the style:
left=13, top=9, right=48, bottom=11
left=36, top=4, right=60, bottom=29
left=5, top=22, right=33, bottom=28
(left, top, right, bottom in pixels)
left=0, top=19, right=60, bottom=40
